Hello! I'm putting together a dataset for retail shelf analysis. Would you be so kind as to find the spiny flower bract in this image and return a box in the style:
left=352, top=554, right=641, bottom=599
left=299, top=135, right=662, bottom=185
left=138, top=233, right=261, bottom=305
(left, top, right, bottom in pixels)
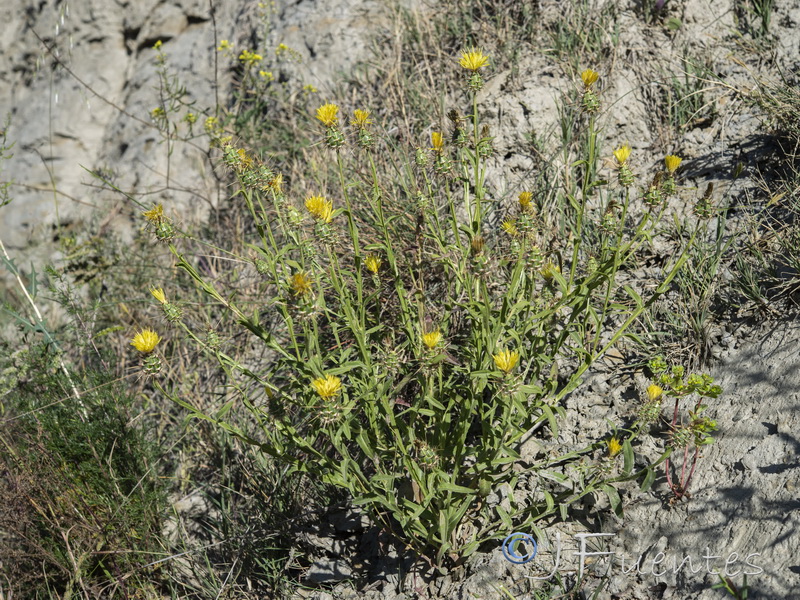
left=647, top=384, right=663, bottom=402
left=312, top=374, right=342, bottom=399
left=131, top=328, right=161, bottom=354
left=459, top=48, right=489, bottom=71
left=518, top=191, right=532, bottom=210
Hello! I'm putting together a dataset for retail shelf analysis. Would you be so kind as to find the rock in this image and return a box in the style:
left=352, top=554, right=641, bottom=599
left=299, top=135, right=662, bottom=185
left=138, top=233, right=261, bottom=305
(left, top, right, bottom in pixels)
left=304, top=557, right=352, bottom=584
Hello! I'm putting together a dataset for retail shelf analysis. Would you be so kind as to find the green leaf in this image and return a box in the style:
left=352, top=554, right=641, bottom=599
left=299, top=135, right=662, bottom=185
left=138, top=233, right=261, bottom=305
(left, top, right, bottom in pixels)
left=622, top=439, right=634, bottom=475
left=640, top=467, right=656, bottom=492
left=601, top=484, right=623, bottom=518
left=440, top=482, right=477, bottom=495
left=496, top=505, right=513, bottom=529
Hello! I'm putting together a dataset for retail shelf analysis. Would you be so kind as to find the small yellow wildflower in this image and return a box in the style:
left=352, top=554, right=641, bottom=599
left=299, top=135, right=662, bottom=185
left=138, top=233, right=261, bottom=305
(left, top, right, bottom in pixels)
left=276, top=42, right=289, bottom=54
left=150, top=287, right=167, bottom=304
left=431, top=131, right=444, bottom=153
left=131, top=328, right=161, bottom=354
left=239, top=49, right=263, bottom=64
left=217, top=39, right=232, bottom=52
left=153, top=40, right=162, bottom=50
left=664, top=154, right=682, bottom=174
left=290, top=271, right=312, bottom=296
left=305, top=195, right=333, bottom=223
left=303, top=84, right=318, bottom=94
left=647, top=384, right=663, bottom=402
left=316, top=103, right=339, bottom=127
left=493, top=348, right=520, bottom=374
left=266, top=173, right=283, bottom=194
left=259, top=70, right=275, bottom=81
left=311, top=374, right=342, bottom=399
left=459, top=48, right=489, bottom=71
left=422, top=329, right=442, bottom=350
left=365, top=254, right=382, bottom=274
left=540, top=261, right=560, bottom=282
left=143, top=204, right=164, bottom=223
left=518, top=191, right=532, bottom=210
left=613, top=145, right=632, bottom=165
left=501, top=219, right=518, bottom=236
left=351, top=109, right=372, bottom=128
left=581, top=68, right=600, bottom=88
left=607, top=436, right=623, bottom=457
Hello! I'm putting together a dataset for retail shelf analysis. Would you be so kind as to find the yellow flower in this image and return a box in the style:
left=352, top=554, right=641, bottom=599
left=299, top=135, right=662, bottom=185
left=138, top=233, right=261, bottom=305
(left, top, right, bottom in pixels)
left=664, top=154, right=682, bottom=174
left=311, top=374, right=342, bottom=399
left=581, top=68, right=600, bottom=88
left=422, top=329, right=442, bottom=350
left=431, top=131, right=444, bottom=153
left=647, top=384, right=663, bottom=402
left=459, top=48, right=489, bottom=71
left=365, top=254, right=382, bottom=274
left=351, top=109, right=372, bottom=128
left=290, top=271, right=312, bottom=296
left=316, top=103, right=339, bottom=127
left=518, top=191, right=532, bottom=210
left=153, top=40, right=162, bottom=50
left=305, top=195, right=333, bottom=223
left=501, top=219, right=518, bottom=236
left=613, top=144, right=632, bottom=165
left=266, top=173, right=283, bottom=194
left=149, top=287, right=167, bottom=304
left=259, top=70, right=275, bottom=81
left=607, top=436, right=623, bottom=457
left=540, top=261, right=560, bottom=282
left=142, top=204, right=164, bottom=223
left=217, top=39, right=232, bottom=52
left=131, top=328, right=161, bottom=354
left=239, top=50, right=263, bottom=64
left=303, top=83, right=318, bottom=94
left=493, top=348, right=520, bottom=374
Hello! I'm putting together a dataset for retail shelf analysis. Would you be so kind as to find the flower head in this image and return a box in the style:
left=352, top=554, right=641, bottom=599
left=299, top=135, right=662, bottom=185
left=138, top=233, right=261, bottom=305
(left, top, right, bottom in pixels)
left=422, top=329, right=442, bottom=350
left=150, top=287, right=167, bottom=304
left=365, top=254, right=382, bottom=274
left=239, top=49, right=263, bottom=64
left=305, top=195, right=333, bottom=223
left=501, top=219, right=518, bottom=237
left=316, top=103, right=339, bottom=127
left=518, top=191, right=532, bottom=210
left=664, top=154, right=682, bottom=174
left=351, top=109, right=372, bottom=128
left=459, top=48, right=489, bottom=71
left=431, top=131, right=444, bottom=153
left=581, top=68, right=600, bottom=88
left=647, top=384, right=663, bottom=402
left=143, top=204, right=164, bottom=223
left=290, top=271, right=312, bottom=296
left=217, top=39, right=232, bottom=52
left=493, top=348, right=519, bottom=374
left=131, top=328, right=161, bottom=354
left=311, top=374, right=342, bottom=399
left=540, top=261, right=560, bottom=282
left=607, top=436, right=623, bottom=457
left=613, top=145, right=632, bottom=165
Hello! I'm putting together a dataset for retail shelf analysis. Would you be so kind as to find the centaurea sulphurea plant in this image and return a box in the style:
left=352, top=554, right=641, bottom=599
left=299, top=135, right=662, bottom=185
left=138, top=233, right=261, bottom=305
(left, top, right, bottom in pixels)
left=157, top=54, right=703, bottom=567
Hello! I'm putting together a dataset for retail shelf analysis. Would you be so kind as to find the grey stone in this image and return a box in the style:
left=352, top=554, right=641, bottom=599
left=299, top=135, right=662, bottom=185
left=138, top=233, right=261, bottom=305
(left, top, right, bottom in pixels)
left=304, top=557, right=352, bottom=584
